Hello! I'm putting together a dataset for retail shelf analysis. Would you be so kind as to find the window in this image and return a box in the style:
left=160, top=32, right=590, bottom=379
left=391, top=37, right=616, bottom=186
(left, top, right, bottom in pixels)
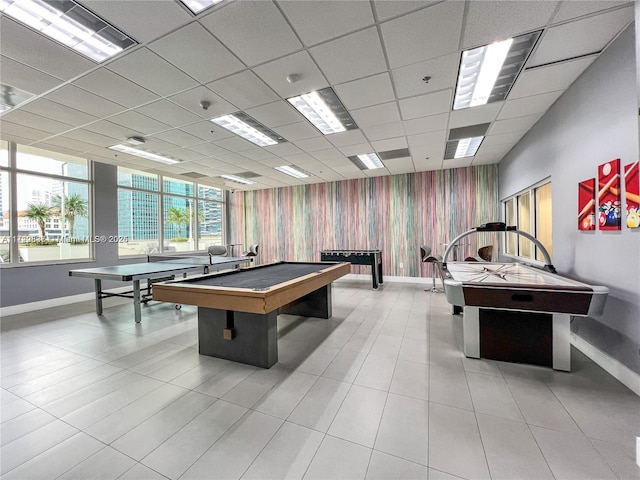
left=1, top=143, right=92, bottom=264
left=502, top=180, right=552, bottom=261
left=117, top=168, right=225, bottom=256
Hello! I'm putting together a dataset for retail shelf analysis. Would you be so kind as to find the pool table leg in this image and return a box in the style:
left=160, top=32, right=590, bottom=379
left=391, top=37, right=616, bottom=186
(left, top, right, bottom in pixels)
left=133, top=280, right=142, bottom=324
left=94, top=279, right=103, bottom=315
left=463, top=306, right=480, bottom=359
left=553, top=313, right=571, bottom=371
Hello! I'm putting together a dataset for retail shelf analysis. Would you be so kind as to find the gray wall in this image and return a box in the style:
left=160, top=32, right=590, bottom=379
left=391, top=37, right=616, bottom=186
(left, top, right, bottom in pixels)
left=499, top=24, right=640, bottom=373
left=0, top=162, right=136, bottom=307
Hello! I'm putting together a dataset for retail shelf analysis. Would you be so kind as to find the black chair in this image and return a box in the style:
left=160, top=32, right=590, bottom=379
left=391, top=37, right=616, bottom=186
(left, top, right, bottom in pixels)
left=208, top=245, right=228, bottom=256
left=478, top=245, right=493, bottom=261
left=420, top=245, right=444, bottom=292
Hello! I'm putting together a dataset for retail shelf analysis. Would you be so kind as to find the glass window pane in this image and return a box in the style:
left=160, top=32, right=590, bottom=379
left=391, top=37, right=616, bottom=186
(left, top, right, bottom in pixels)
left=1, top=141, right=8, bottom=167
left=535, top=182, right=553, bottom=261
left=118, top=189, right=159, bottom=256
left=16, top=173, right=90, bottom=261
left=163, top=177, right=194, bottom=197
left=505, top=198, right=516, bottom=255
left=0, top=170, right=9, bottom=262
left=198, top=185, right=222, bottom=201
left=117, top=167, right=158, bottom=191
left=17, top=145, right=88, bottom=179
left=197, top=200, right=223, bottom=250
left=163, top=196, right=195, bottom=252
left=517, top=192, right=533, bottom=258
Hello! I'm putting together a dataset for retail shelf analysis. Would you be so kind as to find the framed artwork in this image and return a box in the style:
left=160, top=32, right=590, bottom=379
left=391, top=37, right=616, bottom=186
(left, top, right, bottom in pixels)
left=624, top=161, right=639, bottom=228
left=578, top=178, right=596, bottom=230
left=597, top=159, right=621, bottom=230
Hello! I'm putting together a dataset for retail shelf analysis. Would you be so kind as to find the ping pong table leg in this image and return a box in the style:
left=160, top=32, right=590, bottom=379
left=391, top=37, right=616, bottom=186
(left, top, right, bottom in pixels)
left=553, top=313, right=571, bottom=371
left=94, top=279, right=103, bottom=315
left=463, top=306, right=480, bottom=359
left=133, top=279, right=142, bottom=323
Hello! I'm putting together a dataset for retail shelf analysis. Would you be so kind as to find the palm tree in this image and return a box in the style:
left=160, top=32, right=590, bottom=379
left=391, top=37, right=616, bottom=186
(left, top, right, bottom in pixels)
left=53, top=194, right=88, bottom=238
left=167, top=207, right=189, bottom=238
left=24, top=203, right=53, bottom=238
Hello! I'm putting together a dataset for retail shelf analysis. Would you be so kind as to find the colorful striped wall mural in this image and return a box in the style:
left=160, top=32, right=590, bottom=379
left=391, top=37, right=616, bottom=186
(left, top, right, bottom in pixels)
left=229, top=165, right=500, bottom=278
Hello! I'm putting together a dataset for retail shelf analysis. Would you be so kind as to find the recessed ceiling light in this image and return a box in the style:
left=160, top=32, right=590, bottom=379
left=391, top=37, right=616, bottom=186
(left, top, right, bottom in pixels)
left=0, top=0, right=136, bottom=62
left=180, top=0, right=224, bottom=14
left=453, top=30, right=541, bottom=110
left=220, top=174, right=256, bottom=185
left=108, top=144, right=181, bottom=165
left=444, top=137, right=484, bottom=159
left=287, top=87, right=358, bottom=135
left=348, top=153, right=384, bottom=170
left=274, top=165, right=309, bottom=179
left=0, top=84, right=34, bottom=112
left=211, top=112, right=287, bottom=147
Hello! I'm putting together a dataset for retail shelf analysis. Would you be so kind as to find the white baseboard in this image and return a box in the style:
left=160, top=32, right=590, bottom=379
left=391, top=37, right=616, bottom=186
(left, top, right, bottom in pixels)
left=571, top=333, right=640, bottom=396
left=337, top=273, right=434, bottom=285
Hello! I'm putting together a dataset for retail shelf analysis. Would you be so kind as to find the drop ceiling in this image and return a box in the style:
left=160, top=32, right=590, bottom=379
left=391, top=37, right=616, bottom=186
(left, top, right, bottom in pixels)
left=0, top=0, right=634, bottom=191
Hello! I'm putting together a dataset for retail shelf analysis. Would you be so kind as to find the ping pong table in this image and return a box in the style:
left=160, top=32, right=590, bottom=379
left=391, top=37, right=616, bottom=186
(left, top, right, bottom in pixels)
left=69, top=253, right=252, bottom=323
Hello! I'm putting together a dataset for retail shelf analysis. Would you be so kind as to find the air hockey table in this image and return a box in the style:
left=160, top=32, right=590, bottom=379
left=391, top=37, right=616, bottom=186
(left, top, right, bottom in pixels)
left=152, top=261, right=350, bottom=368
left=442, top=262, right=608, bottom=371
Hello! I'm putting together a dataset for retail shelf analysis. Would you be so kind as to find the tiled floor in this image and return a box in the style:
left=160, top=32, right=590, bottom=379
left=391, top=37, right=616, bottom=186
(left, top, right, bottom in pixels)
left=1, top=279, right=639, bottom=480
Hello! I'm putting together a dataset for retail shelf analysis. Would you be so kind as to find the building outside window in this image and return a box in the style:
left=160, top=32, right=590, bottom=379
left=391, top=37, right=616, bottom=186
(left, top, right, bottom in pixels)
left=503, top=180, right=552, bottom=262
left=0, top=143, right=91, bottom=264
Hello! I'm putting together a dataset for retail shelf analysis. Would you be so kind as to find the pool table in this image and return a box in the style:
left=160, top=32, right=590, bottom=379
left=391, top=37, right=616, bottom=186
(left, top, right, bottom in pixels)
left=152, top=261, right=350, bottom=368
left=442, top=262, right=609, bottom=371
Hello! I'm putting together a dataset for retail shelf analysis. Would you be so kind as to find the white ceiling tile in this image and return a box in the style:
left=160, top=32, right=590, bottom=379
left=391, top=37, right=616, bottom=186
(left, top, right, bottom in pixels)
left=403, top=113, right=449, bottom=135
left=200, top=1, right=302, bottom=67
left=409, top=143, right=445, bottom=163
left=148, top=23, right=244, bottom=84
left=351, top=102, right=401, bottom=128
left=310, top=27, right=387, bottom=85
left=83, top=120, right=144, bottom=140
left=363, top=167, right=391, bottom=177
left=0, top=17, right=94, bottom=80
left=413, top=157, right=444, bottom=172
left=392, top=54, right=459, bottom=99
left=2, top=109, right=74, bottom=134
left=511, top=56, right=595, bottom=99
left=384, top=156, right=414, bottom=175
left=188, top=143, right=231, bottom=157
left=168, top=86, right=236, bottom=118
left=361, top=122, right=406, bottom=142
left=0, top=122, right=51, bottom=142
left=497, top=91, right=563, bottom=119
left=73, top=68, right=159, bottom=108
left=108, top=111, right=171, bottom=135
left=279, top=0, right=374, bottom=46
left=449, top=103, right=502, bottom=128
left=371, top=137, right=408, bottom=153
left=162, top=148, right=207, bottom=162
left=133, top=137, right=179, bottom=153
left=442, top=157, right=473, bottom=169
left=314, top=171, right=345, bottom=182
left=20, top=99, right=98, bottom=127
left=334, top=73, right=395, bottom=110
left=45, top=85, right=127, bottom=118
left=333, top=165, right=367, bottom=177
left=326, top=129, right=368, bottom=147
left=253, top=51, right=328, bottom=98
left=274, top=122, right=320, bottom=141
left=245, top=102, right=300, bottom=128
left=240, top=149, right=277, bottom=161
left=107, top=48, right=198, bottom=97
left=380, top=1, right=464, bottom=68
left=472, top=155, right=502, bottom=166
left=528, top=6, right=633, bottom=66
left=180, top=121, right=233, bottom=141
left=462, top=1, right=557, bottom=49
left=339, top=143, right=374, bottom=156
left=79, top=0, right=192, bottom=43
left=310, top=148, right=346, bottom=162
left=36, top=135, right=99, bottom=153
left=30, top=142, right=89, bottom=157
left=0, top=55, right=63, bottom=95
left=398, top=89, right=452, bottom=120
left=207, top=71, right=279, bottom=110
left=214, top=136, right=259, bottom=152
left=552, top=1, right=632, bottom=23
left=474, top=143, right=513, bottom=157
left=321, top=156, right=351, bottom=168
left=373, top=1, right=439, bottom=22
left=259, top=157, right=291, bottom=168
left=488, top=114, right=542, bottom=135
left=281, top=153, right=317, bottom=164
left=150, top=129, right=204, bottom=148
left=136, top=100, right=202, bottom=128
left=263, top=142, right=303, bottom=156
left=292, top=136, right=334, bottom=152
left=408, top=130, right=447, bottom=148
left=482, top=131, right=526, bottom=147
left=63, top=129, right=121, bottom=147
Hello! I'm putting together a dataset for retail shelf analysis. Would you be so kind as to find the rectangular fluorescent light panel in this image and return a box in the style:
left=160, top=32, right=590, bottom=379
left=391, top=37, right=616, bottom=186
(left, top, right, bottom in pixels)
left=0, top=84, right=34, bottom=112
left=453, top=30, right=541, bottom=110
left=444, top=137, right=484, bottom=160
left=180, top=0, right=223, bottom=14
left=275, top=165, right=309, bottom=179
left=287, top=87, right=358, bottom=135
left=220, top=174, right=255, bottom=185
left=0, top=0, right=136, bottom=62
left=348, top=153, right=384, bottom=170
left=211, top=112, right=286, bottom=147
left=108, top=144, right=181, bottom=165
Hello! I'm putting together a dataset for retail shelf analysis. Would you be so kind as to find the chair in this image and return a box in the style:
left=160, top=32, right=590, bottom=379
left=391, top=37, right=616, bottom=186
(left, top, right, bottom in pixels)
left=242, top=243, right=259, bottom=257
left=478, top=245, right=493, bottom=262
left=420, top=245, right=444, bottom=292
left=208, top=245, right=228, bottom=256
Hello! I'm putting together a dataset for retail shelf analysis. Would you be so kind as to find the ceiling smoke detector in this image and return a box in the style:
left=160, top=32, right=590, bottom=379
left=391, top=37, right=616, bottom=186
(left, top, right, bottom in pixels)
left=125, top=136, right=145, bottom=145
